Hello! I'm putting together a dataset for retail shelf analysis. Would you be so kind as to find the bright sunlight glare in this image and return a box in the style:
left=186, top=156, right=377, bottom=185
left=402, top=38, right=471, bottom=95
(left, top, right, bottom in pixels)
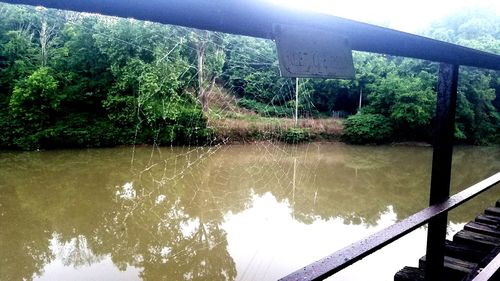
left=267, top=0, right=500, bottom=33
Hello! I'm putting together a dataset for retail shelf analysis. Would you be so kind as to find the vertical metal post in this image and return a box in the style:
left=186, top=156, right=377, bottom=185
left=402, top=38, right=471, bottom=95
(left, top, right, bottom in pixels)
left=424, top=63, right=459, bottom=281
left=295, top=77, right=299, bottom=126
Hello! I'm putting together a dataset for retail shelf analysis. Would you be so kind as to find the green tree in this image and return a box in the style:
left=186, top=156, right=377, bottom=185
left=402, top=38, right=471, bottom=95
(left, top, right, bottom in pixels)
left=223, top=36, right=294, bottom=105
left=189, top=30, right=226, bottom=112
left=426, top=8, right=500, bottom=144
left=365, top=72, right=435, bottom=139
left=9, top=67, right=59, bottom=149
left=95, top=18, right=209, bottom=145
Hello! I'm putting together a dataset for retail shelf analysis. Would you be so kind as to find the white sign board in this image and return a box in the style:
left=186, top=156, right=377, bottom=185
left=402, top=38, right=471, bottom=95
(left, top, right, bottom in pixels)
left=274, top=25, right=355, bottom=79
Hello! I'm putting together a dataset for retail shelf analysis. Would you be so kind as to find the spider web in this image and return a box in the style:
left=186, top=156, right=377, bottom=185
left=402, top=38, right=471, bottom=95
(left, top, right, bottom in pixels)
left=43, top=9, right=329, bottom=280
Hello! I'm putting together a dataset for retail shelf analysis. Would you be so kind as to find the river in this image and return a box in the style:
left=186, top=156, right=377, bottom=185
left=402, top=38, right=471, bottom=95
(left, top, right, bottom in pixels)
left=1, top=143, right=499, bottom=281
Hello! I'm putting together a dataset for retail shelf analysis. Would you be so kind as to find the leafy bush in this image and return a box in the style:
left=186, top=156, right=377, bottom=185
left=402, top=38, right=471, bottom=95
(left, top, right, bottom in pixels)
left=9, top=67, right=60, bottom=149
left=342, top=113, right=393, bottom=144
left=280, top=128, right=311, bottom=144
left=170, top=105, right=212, bottom=145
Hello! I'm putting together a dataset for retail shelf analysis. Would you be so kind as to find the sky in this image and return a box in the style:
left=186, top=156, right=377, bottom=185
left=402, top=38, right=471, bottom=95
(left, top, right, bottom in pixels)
left=268, top=0, right=500, bottom=33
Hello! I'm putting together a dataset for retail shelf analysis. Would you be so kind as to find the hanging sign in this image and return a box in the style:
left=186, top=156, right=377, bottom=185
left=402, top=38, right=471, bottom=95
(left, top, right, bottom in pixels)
left=274, top=24, right=355, bottom=79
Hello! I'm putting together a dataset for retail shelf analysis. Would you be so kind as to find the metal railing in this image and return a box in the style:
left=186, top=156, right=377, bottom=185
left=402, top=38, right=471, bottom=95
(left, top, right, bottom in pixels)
left=1, top=1, right=500, bottom=280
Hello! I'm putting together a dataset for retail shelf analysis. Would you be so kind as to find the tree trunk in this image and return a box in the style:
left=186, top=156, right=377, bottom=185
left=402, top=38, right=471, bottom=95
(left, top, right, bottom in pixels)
left=196, top=31, right=209, bottom=112
left=203, top=76, right=216, bottom=112
left=39, top=19, right=56, bottom=67
left=358, top=88, right=363, bottom=111
left=40, top=20, right=48, bottom=66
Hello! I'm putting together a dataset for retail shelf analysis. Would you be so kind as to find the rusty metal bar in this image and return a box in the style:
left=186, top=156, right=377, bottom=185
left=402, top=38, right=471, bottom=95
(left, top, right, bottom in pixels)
left=424, top=63, right=460, bottom=281
left=279, top=172, right=500, bottom=281
left=470, top=252, right=500, bottom=281
left=1, top=0, right=500, bottom=70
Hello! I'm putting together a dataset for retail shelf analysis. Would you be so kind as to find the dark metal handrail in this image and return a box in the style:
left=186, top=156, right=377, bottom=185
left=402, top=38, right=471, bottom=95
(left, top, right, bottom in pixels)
left=280, top=172, right=500, bottom=281
left=1, top=0, right=500, bottom=70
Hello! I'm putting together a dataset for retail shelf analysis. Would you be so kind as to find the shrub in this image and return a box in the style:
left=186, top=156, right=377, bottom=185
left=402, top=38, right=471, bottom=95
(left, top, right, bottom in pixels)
left=342, top=113, right=393, bottom=144
left=171, top=105, right=212, bottom=145
left=280, top=128, right=311, bottom=144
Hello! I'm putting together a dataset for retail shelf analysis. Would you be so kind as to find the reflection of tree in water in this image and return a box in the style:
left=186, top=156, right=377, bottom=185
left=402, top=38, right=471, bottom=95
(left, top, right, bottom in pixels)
left=0, top=150, right=123, bottom=280
left=200, top=143, right=432, bottom=226
left=98, top=177, right=238, bottom=281
left=0, top=186, right=53, bottom=281
left=448, top=146, right=500, bottom=223
left=54, top=234, right=103, bottom=267
left=0, top=147, right=239, bottom=281
left=197, top=143, right=500, bottom=226
left=343, top=146, right=393, bottom=171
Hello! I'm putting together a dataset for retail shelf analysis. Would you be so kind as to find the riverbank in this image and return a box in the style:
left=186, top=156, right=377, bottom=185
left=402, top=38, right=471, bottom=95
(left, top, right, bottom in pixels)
left=206, top=88, right=344, bottom=144
left=208, top=114, right=344, bottom=144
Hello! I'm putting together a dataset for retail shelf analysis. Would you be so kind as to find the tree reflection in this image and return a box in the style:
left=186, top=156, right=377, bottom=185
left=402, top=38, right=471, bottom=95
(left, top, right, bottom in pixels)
left=97, top=177, right=238, bottom=281
left=193, top=143, right=433, bottom=226
left=0, top=186, right=53, bottom=281
left=54, top=235, right=103, bottom=267
left=0, top=147, right=239, bottom=281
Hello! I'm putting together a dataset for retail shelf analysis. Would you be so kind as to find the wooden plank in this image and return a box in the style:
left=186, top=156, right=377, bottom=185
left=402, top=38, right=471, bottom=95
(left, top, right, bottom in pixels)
left=484, top=207, right=500, bottom=217
left=419, top=255, right=477, bottom=280
left=445, top=240, right=489, bottom=263
left=394, top=266, right=424, bottom=281
left=475, top=214, right=500, bottom=226
left=465, top=222, right=500, bottom=238
left=454, top=230, right=500, bottom=251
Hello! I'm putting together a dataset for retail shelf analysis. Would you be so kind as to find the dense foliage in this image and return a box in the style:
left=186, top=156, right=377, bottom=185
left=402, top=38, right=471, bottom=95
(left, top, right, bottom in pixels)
left=342, top=113, right=393, bottom=144
left=0, top=4, right=498, bottom=149
left=0, top=5, right=211, bottom=149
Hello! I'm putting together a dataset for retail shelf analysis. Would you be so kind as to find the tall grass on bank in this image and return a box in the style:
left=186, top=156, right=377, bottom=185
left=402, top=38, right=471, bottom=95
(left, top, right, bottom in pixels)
left=209, top=115, right=343, bottom=143
left=205, top=86, right=344, bottom=144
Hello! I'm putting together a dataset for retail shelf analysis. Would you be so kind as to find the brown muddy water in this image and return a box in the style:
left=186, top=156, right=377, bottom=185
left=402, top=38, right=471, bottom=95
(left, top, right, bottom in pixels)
left=1, top=143, right=499, bottom=281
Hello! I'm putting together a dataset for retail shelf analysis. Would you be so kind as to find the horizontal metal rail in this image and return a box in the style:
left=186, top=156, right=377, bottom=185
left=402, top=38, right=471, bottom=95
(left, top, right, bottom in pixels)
left=1, top=0, right=500, bottom=70
left=471, top=252, right=500, bottom=281
left=280, top=172, right=500, bottom=281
